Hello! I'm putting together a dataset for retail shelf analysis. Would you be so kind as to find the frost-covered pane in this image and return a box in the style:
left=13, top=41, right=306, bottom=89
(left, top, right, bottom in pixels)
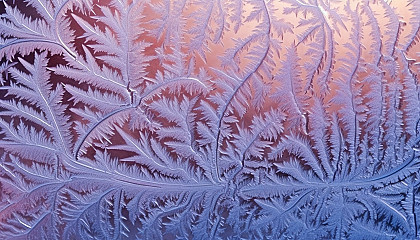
left=0, top=0, right=419, bottom=239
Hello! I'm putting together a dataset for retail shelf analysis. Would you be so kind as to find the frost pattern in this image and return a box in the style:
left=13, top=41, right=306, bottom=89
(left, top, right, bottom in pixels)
left=0, top=0, right=420, bottom=239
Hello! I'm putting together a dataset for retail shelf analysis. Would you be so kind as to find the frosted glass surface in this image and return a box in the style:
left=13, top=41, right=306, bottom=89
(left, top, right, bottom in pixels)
left=0, top=0, right=420, bottom=239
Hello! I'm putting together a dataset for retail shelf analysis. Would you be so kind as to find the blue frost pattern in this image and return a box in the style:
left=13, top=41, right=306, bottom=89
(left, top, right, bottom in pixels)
left=0, top=0, right=420, bottom=239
